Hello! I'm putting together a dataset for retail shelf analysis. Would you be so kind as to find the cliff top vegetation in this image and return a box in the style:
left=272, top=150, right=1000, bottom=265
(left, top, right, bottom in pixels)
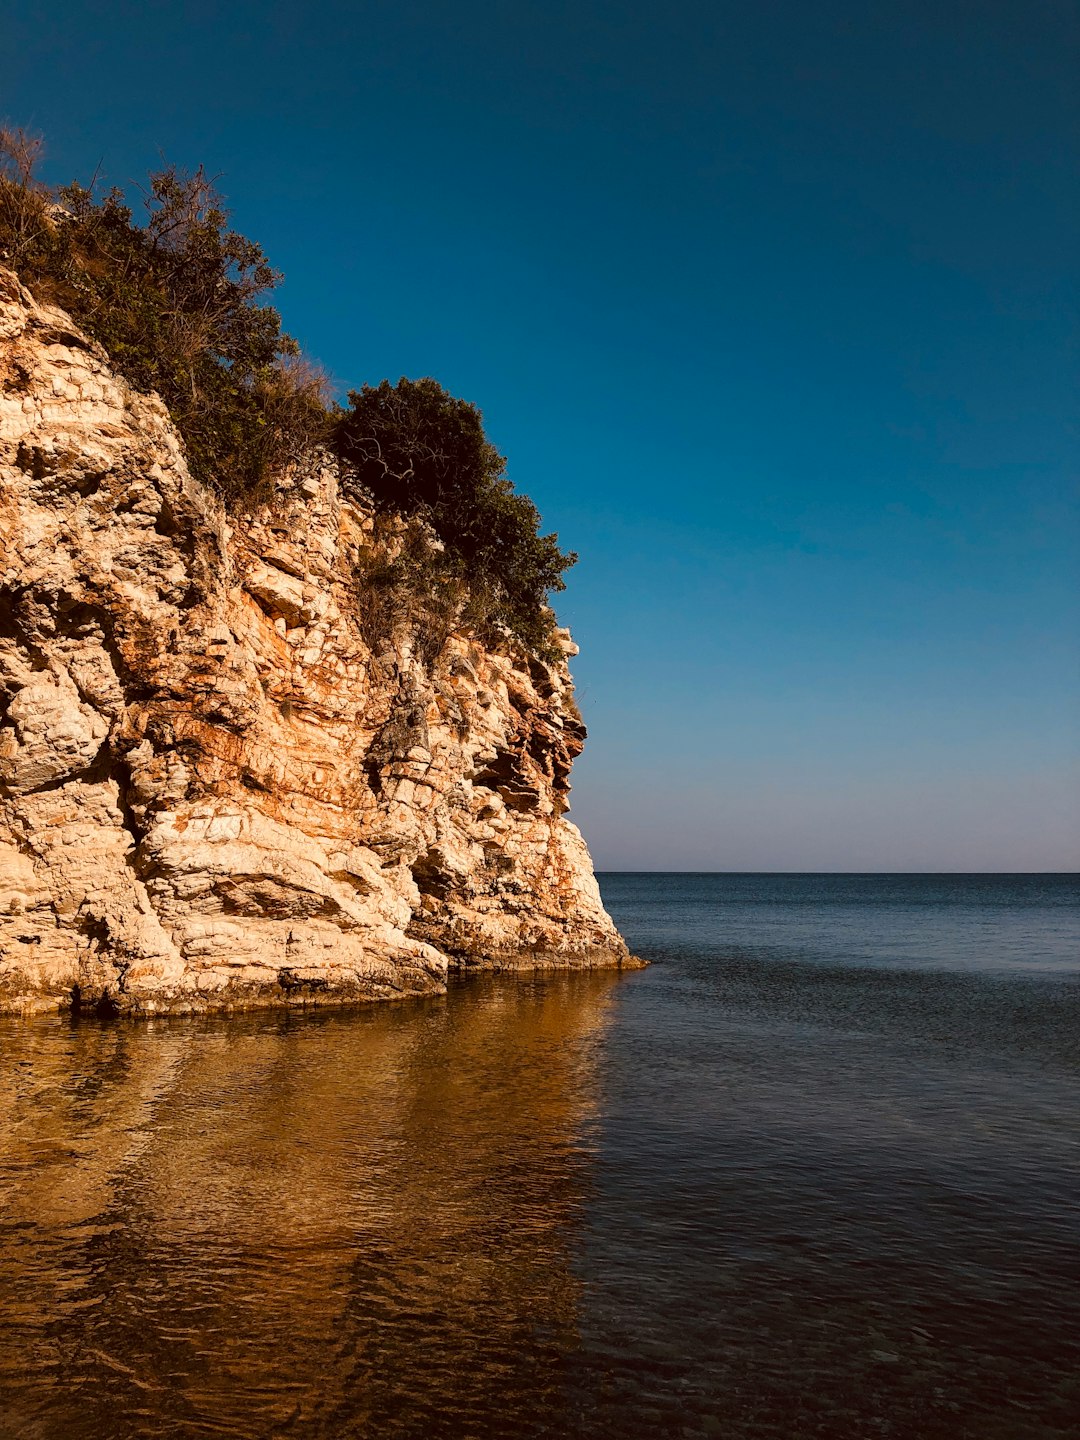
left=0, top=127, right=574, bottom=656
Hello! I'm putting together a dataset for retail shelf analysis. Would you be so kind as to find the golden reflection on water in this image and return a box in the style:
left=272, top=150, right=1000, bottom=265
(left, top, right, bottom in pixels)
left=0, top=972, right=622, bottom=1439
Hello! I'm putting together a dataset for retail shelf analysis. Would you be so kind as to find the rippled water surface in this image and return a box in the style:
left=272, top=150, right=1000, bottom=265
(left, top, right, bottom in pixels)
left=1, top=873, right=1078, bottom=1438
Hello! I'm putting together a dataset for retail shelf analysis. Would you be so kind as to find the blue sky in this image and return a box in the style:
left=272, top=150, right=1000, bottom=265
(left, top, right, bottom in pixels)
left=5, top=0, right=1077, bottom=868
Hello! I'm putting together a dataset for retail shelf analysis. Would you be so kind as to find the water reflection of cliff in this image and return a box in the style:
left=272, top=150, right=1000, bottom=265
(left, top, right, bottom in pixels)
left=0, top=972, right=621, bottom=1439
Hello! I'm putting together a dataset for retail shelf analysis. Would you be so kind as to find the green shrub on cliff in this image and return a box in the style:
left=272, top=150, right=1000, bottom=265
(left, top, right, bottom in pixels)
left=337, top=379, right=576, bottom=654
left=0, top=127, right=329, bottom=499
left=0, top=129, right=574, bottom=655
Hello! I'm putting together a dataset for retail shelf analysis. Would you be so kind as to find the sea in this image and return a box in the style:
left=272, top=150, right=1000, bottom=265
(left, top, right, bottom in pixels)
left=0, top=872, right=1077, bottom=1439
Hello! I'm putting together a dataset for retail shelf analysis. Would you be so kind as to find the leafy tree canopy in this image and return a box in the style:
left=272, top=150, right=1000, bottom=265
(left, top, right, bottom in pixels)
left=337, top=379, right=575, bottom=653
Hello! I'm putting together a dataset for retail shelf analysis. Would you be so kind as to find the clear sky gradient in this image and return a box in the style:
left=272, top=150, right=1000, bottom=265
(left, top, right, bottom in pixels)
left=5, top=0, right=1077, bottom=869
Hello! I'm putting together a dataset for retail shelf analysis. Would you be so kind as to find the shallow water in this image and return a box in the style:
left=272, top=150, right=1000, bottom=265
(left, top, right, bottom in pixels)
left=1, top=874, right=1078, bottom=1438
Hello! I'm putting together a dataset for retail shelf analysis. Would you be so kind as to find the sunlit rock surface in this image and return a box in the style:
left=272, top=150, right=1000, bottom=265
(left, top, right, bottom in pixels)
left=0, top=268, right=633, bottom=1014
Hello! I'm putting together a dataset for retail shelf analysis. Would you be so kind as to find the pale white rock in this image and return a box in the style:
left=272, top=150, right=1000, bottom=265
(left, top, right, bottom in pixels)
left=245, top=561, right=307, bottom=625
left=0, top=269, right=636, bottom=1015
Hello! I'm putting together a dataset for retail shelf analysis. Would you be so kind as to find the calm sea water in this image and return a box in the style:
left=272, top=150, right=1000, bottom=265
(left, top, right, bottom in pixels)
left=0, top=873, right=1077, bottom=1439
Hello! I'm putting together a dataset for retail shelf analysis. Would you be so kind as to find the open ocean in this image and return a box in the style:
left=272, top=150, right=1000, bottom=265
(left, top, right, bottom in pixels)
left=1, top=872, right=1077, bottom=1438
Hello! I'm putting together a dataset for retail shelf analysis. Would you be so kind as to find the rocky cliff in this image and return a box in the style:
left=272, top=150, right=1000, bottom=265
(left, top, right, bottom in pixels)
left=0, top=269, right=633, bottom=1014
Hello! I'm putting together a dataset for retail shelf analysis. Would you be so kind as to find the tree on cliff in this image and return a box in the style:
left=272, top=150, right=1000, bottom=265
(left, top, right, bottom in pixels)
left=336, top=379, right=576, bottom=654
left=0, top=127, right=329, bottom=498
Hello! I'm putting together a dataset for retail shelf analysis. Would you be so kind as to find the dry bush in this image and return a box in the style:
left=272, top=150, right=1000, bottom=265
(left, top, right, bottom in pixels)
left=0, top=127, right=51, bottom=269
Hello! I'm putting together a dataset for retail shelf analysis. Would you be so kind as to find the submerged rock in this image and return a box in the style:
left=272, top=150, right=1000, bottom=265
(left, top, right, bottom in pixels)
left=0, top=268, right=635, bottom=1015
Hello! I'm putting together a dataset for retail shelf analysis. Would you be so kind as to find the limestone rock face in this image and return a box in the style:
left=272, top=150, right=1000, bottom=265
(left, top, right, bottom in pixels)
left=0, top=269, right=632, bottom=1014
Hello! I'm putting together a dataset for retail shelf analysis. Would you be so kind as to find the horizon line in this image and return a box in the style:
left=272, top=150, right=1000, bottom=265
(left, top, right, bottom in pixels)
left=593, top=869, right=1079, bottom=877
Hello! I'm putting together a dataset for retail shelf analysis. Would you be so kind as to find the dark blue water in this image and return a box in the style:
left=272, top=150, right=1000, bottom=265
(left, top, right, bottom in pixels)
left=605, top=871, right=1080, bottom=974
left=584, top=873, right=1080, bottom=1438
left=0, top=873, right=1077, bottom=1438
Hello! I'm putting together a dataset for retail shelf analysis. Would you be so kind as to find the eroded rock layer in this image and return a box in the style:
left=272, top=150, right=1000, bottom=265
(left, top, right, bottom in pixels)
left=0, top=269, right=631, bottom=1014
